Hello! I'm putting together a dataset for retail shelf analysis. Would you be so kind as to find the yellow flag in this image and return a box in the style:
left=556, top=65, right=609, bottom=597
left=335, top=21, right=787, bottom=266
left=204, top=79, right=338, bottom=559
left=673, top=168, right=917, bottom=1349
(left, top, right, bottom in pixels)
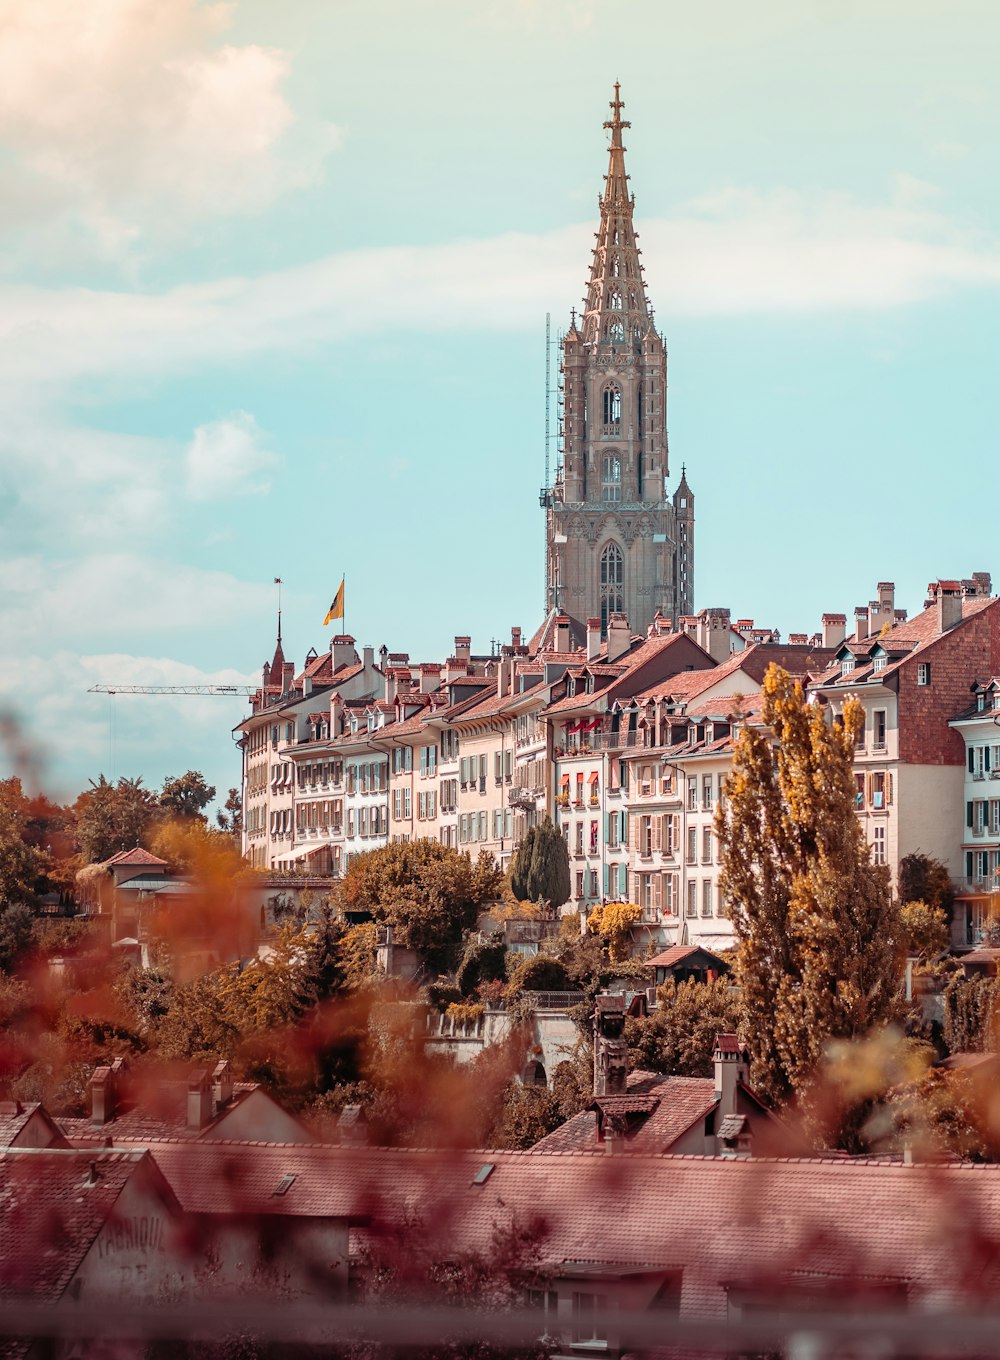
left=323, top=578, right=345, bottom=627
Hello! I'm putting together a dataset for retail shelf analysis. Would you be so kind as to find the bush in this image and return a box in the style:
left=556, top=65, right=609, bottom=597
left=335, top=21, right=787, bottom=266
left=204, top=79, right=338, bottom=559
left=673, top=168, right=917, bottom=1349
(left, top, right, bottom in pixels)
left=507, top=954, right=571, bottom=994
left=456, top=937, right=507, bottom=997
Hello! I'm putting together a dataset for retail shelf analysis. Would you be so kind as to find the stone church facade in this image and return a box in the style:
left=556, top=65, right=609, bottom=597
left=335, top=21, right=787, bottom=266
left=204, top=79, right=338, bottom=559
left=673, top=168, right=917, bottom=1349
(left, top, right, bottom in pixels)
left=543, top=85, right=694, bottom=636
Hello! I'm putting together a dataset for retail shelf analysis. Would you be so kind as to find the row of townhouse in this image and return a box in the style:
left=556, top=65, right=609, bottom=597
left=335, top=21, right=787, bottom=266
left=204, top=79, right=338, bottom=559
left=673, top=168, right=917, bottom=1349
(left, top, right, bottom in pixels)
left=237, top=573, right=1000, bottom=952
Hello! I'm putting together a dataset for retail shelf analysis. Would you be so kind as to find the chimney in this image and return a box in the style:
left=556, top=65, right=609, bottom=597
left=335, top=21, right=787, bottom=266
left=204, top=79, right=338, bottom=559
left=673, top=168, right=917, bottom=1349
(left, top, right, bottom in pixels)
left=788, top=633, right=807, bottom=646
left=89, top=1065, right=116, bottom=1126
left=212, top=1059, right=234, bottom=1115
left=302, top=676, right=312, bottom=697
left=337, top=1104, right=369, bottom=1146
left=713, top=1033, right=749, bottom=1118
left=933, top=580, right=963, bottom=633
left=331, top=635, right=357, bottom=673
left=606, top=613, right=631, bottom=663
left=868, top=582, right=895, bottom=637
left=698, top=608, right=732, bottom=664
left=418, top=663, right=442, bottom=694
left=363, top=645, right=374, bottom=670
left=854, top=606, right=869, bottom=642
left=454, top=636, right=471, bottom=662
left=281, top=661, right=294, bottom=695
left=973, top=571, right=992, bottom=597
left=187, top=1068, right=214, bottom=1132
left=592, top=994, right=628, bottom=1097
left=511, top=626, right=523, bottom=651
left=821, top=613, right=847, bottom=649
left=496, top=656, right=513, bottom=698
left=586, top=617, right=602, bottom=661
left=554, top=614, right=571, bottom=654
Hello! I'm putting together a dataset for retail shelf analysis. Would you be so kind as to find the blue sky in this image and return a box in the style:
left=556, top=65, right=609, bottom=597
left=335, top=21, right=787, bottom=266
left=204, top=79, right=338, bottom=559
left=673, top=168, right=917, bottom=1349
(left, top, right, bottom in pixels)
left=2, top=0, right=999, bottom=810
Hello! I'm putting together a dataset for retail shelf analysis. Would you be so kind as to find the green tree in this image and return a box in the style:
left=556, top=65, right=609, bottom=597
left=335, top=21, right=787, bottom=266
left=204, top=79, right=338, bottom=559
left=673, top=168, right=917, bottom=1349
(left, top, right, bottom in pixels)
left=0, top=902, right=34, bottom=973
left=528, top=817, right=570, bottom=910
left=159, top=770, right=216, bottom=822
left=716, top=664, right=903, bottom=1110
left=509, top=818, right=569, bottom=910
left=488, top=1081, right=563, bottom=1149
left=300, top=904, right=347, bottom=1004
left=74, top=775, right=160, bottom=864
left=899, top=852, right=955, bottom=923
left=338, top=841, right=498, bottom=974
left=626, top=977, right=742, bottom=1077
left=215, top=786, right=243, bottom=836
left=900, top=899, right=950, bottom=961
left=0, top=778, right=43, bottom=909
left=508, top=825, right=537, bottom=903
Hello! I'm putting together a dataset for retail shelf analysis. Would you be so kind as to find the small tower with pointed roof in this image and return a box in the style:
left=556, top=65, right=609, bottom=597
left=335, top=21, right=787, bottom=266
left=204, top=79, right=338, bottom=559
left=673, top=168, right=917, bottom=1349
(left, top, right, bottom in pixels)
left=544, top=85, right=694, bottom=635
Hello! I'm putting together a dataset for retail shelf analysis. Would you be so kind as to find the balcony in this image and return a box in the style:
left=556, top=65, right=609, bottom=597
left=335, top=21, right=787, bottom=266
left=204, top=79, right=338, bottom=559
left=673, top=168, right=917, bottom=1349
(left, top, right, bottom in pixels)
left=563, top=730, right=643, bottom=754
left=957, top=876, right=998, bottom=895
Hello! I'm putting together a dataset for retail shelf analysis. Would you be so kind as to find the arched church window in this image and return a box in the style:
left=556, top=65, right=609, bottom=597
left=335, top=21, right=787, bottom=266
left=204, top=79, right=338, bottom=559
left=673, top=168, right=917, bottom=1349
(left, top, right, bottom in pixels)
left=610, top=255, right=621, bottom=278
left=602, top=454, right=622, bottom=502
left=602, top=385, right=622, bottom=435
left=633, top=324, right=643, bottom=343
left=612, top=225, right=620, bottom=245
left=609, top=289, right=623, bottom=311
left=608, top=317, right=625, bottom=342
left=600, top=543, right=625, bottom=636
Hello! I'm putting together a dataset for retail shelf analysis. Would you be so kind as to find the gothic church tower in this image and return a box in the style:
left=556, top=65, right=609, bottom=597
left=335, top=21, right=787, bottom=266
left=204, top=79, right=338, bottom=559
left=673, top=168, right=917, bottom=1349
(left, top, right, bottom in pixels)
left=543, top=86, right=694, bottom=635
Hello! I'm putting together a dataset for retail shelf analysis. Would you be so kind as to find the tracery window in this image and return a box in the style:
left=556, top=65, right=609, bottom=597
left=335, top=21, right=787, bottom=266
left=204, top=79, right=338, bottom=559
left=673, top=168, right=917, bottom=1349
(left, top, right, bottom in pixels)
left=601, top=454, right=621, bottom=502
left=609, top=289, right=623, bottom=310
left=610, top=255, right=621, bottom=277
left=608, top=317, right=625, bottom=342
left=602, top=385, right=622, bottom=434
left=600, top=543, right=624, bottom=635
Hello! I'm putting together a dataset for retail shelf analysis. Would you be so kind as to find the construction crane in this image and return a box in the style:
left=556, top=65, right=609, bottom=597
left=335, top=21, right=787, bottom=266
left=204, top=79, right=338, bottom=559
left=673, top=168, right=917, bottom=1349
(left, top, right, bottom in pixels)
left=87, top=684, right=257, bottom=696
left=87, top=683, right=258, bottom=777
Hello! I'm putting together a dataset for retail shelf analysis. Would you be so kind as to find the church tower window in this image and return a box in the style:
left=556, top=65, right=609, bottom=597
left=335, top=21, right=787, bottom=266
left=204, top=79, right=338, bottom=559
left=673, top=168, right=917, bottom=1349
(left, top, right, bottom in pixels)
left=608, top=317, right=625, bottom=342
left=610, top=255, right=621, bottom=277
left=602, top=455, right=622, bottom=502
left=600, top=543, right=624, bottom=635
left=609, top=289, right=623, bottom=310
left=602, top=385, right=622, bottom=435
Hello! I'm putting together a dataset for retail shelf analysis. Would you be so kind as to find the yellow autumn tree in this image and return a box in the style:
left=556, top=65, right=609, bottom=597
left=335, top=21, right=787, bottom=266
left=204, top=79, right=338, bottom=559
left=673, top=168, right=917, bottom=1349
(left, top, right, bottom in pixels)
left=586, top=901, right=641, bottom=963
left=716, top=664, right=903, bottom=1109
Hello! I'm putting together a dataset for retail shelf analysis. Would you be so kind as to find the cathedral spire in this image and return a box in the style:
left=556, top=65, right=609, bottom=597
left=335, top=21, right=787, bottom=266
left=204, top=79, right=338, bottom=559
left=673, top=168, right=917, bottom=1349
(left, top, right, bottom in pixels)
left=583, top=82, right=651, bottom=347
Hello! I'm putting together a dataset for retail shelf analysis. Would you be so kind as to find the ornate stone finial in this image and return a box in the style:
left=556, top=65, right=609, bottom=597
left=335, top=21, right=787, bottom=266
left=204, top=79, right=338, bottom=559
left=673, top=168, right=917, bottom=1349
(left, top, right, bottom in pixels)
left=604, top=81, right=630, bottom=148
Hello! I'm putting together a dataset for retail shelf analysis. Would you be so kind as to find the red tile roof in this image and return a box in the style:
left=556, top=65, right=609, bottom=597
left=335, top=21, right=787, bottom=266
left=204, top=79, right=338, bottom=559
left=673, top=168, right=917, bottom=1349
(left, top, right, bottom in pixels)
left=532, top=1075, right=721, bottom=1153
left=816, top=596, right=998, bottom=691
left=0, top=1149, right=153, bottom=1298
left=9, top=1142, right=1000, bottom=1321
left=104, top=848, right=169, bottom=868
left=0, top=1103, right=67, bottom=1150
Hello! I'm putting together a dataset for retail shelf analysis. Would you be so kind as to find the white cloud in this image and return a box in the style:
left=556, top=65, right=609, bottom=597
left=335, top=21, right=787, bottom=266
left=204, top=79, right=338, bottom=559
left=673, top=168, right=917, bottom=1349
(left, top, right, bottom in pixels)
left=0, top=409, right=172, bottom=551
left=0, top=0, right=338, bottom=257
left=0, top=181, right=998, bottom=400
left=0, top=552, right=272, bottom=648
left=185, top=411, right=279, bottom=501
left=0, top=649, right=257, bottom=801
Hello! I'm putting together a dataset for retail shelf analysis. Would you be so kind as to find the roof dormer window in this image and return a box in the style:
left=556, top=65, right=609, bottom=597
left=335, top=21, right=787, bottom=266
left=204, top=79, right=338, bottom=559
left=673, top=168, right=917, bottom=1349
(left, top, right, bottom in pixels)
left=872, top=655, right=886, bottom=674
left=841, top=656, right=855, bottom=675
